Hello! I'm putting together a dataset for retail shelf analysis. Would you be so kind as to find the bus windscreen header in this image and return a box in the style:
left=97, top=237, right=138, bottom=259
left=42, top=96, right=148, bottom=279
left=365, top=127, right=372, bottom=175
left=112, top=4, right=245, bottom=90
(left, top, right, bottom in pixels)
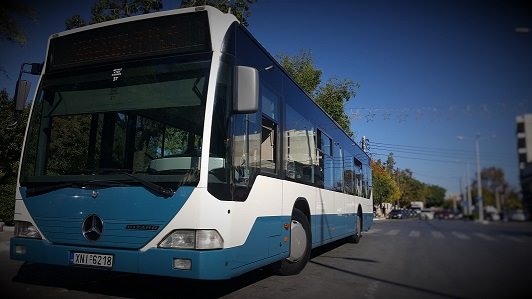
left=48, top=11, right=211, bottom=71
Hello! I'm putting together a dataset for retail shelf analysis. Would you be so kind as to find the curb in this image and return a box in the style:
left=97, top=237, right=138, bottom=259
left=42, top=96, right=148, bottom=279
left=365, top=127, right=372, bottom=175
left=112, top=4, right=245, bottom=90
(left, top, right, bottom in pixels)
left=2, top=226, right=14, bottom=232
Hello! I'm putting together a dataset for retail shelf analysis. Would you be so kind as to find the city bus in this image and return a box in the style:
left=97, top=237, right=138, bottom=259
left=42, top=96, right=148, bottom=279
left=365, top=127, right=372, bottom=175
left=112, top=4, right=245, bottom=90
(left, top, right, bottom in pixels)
left=10, top=5, right=373, bottom=280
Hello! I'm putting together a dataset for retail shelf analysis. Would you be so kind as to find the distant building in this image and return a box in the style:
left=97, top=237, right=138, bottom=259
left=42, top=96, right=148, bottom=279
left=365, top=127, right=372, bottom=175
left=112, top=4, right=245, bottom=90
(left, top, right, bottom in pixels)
left=517, top=114, right=532, bottom=215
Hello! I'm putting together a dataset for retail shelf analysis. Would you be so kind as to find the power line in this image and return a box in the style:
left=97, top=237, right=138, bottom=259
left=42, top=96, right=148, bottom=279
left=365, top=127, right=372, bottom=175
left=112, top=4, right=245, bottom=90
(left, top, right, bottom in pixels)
left=371, top=141, right=514, bottom=157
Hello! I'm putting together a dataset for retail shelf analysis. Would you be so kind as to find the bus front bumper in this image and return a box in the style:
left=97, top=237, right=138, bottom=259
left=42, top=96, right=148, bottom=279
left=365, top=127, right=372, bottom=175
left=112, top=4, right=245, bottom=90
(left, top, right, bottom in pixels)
left=10, top=237, right=237, bottom=280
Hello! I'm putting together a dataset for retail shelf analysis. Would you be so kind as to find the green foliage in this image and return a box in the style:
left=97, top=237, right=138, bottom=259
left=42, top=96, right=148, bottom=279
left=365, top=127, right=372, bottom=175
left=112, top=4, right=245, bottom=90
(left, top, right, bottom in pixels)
left=0, top=177, right=16, bottom=224
left=314, top=78, right=357, bottom=136
left=65, top=0, right=163, bottom=29
left=277, top=49, right=322, bottom=95
left=0, top=0, right=35, bottom=45
left=469, top=167, right=522, bottom=211
left=385, top=153, right=396, bottom=174
left=180, top=0, right=257, bottom=26
left=277, top=49, right=358, bottom=136
left=0, top=89, right=28, bottom=224
left=371, top=160, right=400, bottom=206
left=425, top=184, right=445, bottom=207
left=0, top=90, right=28, bottom=183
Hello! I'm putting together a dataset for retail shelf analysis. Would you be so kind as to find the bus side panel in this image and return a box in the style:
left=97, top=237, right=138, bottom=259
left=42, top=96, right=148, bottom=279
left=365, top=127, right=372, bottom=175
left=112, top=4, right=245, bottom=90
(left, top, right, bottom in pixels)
left=282, top=180, right=357, bottom=247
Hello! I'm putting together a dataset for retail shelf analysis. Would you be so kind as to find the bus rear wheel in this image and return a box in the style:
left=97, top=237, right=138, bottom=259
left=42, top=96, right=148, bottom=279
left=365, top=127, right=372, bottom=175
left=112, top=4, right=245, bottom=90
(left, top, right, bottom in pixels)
left=349, top=212, right=362, bottom=244
left=275, top=208, right=311, bottom=276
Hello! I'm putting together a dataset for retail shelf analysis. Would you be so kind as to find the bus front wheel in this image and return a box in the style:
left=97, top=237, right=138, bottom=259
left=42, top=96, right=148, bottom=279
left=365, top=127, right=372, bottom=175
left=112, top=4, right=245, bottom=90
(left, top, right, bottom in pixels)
left=275, top=208, right=311, bottom=276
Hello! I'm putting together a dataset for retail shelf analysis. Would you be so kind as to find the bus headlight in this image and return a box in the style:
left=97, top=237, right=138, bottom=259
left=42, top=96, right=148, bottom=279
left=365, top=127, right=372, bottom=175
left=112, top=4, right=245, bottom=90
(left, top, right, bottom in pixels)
left=14, top=221, right=42, bottom=239
left=159, top=229, right=223, bottom=250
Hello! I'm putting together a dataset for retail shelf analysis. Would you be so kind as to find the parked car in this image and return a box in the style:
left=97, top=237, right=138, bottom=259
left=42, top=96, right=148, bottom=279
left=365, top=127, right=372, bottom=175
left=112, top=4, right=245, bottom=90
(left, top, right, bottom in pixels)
left=388, top=209, right=404, bottom=219
left=509, top=209, right=528, bottom=221
left=486, top=212, right=500, bottom=221
left=434, top=210, right=454, bottom=220
left=419, top=209, right=434, bottom=220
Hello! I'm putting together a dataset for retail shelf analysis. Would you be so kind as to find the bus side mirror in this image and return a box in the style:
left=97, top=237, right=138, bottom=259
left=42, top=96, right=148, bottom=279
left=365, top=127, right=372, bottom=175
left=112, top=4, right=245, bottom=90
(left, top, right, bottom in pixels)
left=29, top=63, right=43, bottom=75
left=15, top=80, right=31, bottom=111
left=233, top=66, right=259, bottom=114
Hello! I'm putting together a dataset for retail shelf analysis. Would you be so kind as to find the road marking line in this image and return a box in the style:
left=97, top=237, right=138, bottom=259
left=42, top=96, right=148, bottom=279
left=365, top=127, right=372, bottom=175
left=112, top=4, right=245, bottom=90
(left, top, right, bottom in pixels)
left=385, top=229, right=400, bottom=236
left=409, top=230, right=420, bottom=237
left=367, top=228, right=382, bottom=234
left=474, top=233, right=496, bottom=241
left=431, top=230, right=445, bottom=239
left=499, top=235, right=524, bottom=243
left=364, top=281, right=380, bottom=299
left=452, top=231, right=470, bottom=240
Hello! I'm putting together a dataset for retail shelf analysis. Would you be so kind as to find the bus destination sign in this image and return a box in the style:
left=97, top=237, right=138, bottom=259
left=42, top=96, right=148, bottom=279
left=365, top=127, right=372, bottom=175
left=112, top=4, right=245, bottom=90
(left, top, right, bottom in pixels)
left=48, top=11, right=211, bottom=71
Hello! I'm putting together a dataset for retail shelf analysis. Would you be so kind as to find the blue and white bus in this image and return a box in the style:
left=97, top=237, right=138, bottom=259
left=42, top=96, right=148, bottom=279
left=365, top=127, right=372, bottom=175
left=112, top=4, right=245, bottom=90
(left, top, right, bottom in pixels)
left=10, top=6, right=373, bottom=280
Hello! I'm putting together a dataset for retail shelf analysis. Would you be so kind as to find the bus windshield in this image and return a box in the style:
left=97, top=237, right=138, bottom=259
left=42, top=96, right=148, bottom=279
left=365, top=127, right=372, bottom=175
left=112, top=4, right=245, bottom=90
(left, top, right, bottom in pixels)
left=20, top=56, right=211, bottom=189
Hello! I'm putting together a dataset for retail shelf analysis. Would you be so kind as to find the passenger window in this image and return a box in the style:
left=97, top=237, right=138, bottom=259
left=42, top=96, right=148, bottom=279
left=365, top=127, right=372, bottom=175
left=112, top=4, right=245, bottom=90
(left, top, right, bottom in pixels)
left=261, top=116, right=277, bottom=174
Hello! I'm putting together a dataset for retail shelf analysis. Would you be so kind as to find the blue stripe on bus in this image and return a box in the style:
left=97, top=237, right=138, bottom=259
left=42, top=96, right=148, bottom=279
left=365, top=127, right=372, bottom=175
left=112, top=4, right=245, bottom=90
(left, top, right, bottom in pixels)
left=11, top=212, right=368, bottom=279
left=10, top=215, right=290, bottom=279
left=20, top=186, right=194, bottom=249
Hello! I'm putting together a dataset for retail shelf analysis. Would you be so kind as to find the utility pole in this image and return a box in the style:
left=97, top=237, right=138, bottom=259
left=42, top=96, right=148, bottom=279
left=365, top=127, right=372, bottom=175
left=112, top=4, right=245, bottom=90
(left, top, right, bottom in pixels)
left=475, top=134, right=484, bottom=222
left=457, top=134, right=495, bottom=222
left=466, top=163, right=472, bottom=216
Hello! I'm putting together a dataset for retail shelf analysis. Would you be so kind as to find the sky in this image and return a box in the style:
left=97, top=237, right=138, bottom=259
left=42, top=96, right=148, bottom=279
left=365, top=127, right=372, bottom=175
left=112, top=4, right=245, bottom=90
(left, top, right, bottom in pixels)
left=1, top=0, right=531, bottom=198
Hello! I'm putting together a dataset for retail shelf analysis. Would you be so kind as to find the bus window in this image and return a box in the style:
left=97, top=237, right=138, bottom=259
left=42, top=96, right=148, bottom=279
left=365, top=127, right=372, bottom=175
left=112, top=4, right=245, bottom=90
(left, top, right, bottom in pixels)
left=333, top=143, right=344, bottom=192
left=344, top=153, right=354, bottom=195
left=284, top=104, right=316, bottom=184
left=319, top=131, right=334, bottom=190
left=261, top=116, right=277, bottom=174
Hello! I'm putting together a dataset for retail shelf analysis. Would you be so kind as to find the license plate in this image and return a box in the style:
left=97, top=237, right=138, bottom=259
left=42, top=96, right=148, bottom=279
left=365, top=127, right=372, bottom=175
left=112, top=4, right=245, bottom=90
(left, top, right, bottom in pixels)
left=70, top=252, right=114, bottom=268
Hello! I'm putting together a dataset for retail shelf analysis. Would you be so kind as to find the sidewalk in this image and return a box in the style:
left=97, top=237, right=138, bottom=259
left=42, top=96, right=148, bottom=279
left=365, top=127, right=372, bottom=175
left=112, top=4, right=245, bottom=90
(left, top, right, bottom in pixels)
left=0, top=225, right=14, bottom=253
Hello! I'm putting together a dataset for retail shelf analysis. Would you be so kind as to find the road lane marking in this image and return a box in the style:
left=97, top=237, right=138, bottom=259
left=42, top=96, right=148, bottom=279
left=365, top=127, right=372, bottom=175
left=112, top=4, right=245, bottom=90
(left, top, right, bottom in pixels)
left=364, top=281, right=380, bottom=299
left=408, top=230, right=420, bottom=237
left=0, top=241, right=9, bottom=252
left=474, top=233, right=496, bottom=241
left=367, top=228, right=382, bottom=234
left=499, top=235, right=524, bottom=243
left=452, top=231, right=470, bottom=240
left=385, top=229, right=400, bottom=236
left=431, top=230, right=445, bottom=239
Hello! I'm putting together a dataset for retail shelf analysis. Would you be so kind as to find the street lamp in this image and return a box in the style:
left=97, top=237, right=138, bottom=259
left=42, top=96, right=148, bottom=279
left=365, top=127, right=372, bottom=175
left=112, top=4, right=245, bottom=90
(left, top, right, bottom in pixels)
left=457, top=133, right=496, bottom=222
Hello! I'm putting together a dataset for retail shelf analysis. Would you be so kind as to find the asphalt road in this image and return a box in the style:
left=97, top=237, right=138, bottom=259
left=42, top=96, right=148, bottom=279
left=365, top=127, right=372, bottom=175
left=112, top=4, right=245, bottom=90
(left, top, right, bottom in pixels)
left=1, top=219, right=532, bottom=299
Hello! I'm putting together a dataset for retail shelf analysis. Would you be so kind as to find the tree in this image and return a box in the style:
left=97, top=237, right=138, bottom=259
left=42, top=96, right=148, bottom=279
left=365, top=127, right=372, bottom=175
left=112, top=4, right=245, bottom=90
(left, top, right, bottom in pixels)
left=469, top=167, right=521, bottom=214
left=384, top=152, right=396, bottom=174
left=180, top=0, right=256, bottom=26
left=425, top=184, right=445, bottom=208
left=65, top=0, right=257, bottom=30
left=0, top=0, right=34, bottom=45
left=0, top=0, right=35, bottom=78
left=277, top=49, right=321, bottom=95
left=314, top=78, right=356, bottom=136
left=395, top=168, right=426, bottom=207
left=371, top=160, right=400, bottom=206
left=0, top=90, right=29, bottom=223
left=278, top=49, right=359, bottom=136
left=65, top=0, right=163, bottom=29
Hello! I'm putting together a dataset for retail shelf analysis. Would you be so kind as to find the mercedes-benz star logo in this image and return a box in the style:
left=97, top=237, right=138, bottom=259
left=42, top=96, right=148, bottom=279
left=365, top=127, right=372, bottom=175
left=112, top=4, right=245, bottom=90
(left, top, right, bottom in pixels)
left=82, top=215, right=103, bottom=241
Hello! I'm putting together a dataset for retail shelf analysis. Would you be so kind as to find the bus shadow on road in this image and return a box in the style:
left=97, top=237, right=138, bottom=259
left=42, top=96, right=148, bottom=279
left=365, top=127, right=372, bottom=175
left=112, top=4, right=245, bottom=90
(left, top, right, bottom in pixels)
left=12, top=262, right=273, bottom=298
left=11, top=238, right=359, bottom=298
left=309, top=260, right=465, bottom=299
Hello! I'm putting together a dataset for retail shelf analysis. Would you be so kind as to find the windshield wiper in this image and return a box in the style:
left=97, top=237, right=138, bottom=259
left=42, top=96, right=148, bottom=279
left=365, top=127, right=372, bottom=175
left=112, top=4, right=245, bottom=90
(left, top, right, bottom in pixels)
left=27, top=182, right=84, bottom=197
left=25, top=180, right=128, bottom=197
left=26, top=172, right=174, bottom=198
left=121, top=172, right=174, bottom=198
left=65, top=168, right=132, bottom=175
left=74, top=168, right=175, bottom=198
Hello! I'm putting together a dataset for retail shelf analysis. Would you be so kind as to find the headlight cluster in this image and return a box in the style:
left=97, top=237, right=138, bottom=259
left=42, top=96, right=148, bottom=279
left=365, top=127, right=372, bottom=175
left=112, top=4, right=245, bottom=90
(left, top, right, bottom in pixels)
left=158, top=229, right=223, bottom=250
left=14, top=221, right=42, bottom=239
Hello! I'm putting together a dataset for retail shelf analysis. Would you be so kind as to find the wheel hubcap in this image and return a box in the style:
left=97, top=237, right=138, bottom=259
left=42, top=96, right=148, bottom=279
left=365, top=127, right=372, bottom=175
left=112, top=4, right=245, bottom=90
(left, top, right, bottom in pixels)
left=288, top=220, right=307, bottom=262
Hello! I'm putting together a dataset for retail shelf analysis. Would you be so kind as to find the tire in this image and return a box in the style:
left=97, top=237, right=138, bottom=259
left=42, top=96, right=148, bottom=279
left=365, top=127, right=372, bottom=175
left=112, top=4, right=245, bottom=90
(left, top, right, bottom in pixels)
left=349, top=212, right=362, bottom=244
left=275, top=208, right=311, bottom=276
